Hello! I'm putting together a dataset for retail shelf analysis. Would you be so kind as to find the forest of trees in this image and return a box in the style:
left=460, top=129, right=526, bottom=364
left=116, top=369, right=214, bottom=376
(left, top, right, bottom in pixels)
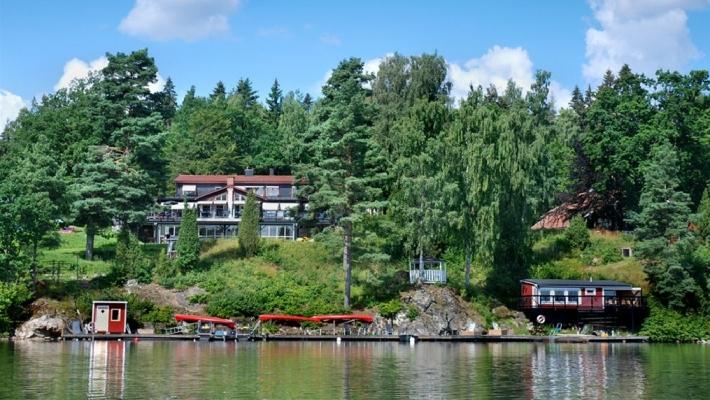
left=1, top=49, right=709, bottom=323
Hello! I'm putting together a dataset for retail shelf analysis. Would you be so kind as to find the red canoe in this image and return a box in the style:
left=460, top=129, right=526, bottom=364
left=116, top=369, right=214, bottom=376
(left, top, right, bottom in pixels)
left=312, top=314, right=374, bottom=324
left=259, top=314, right=318, bottom=323
left=174, top=314, right=236, bottom=329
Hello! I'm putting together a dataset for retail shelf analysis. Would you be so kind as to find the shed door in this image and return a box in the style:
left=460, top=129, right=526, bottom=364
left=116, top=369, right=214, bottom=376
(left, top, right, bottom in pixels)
left=95, top=305, right=109, bottom=332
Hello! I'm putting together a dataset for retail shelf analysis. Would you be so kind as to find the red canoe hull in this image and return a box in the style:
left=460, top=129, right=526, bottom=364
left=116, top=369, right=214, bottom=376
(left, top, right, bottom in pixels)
left=258, top=314, right=374, bottom=324
left=174, top=314, right=236, bottom=329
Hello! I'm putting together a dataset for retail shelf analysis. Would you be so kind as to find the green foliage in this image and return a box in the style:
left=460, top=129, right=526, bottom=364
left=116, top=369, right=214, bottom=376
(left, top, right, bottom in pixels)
left=640, top=299, right=710, bottom=342
left=580, top=239, right=623, bottom=265
left=406, top=305, right=419, bottom=321
left=110, top=230, right=151, bottom=284
left=378, top=299, right=403, bottom=319
left=629, top=142, right=701, bottom=310
left=697, top=188, right=710, bottom=243
left=0, top=282, right=32, bottom=333
left=298, top=58, right=387, bottom=309
left=531, top=262, right=585, bottom=280
left=565, top=216, right=590, bottom=250
left=238, top=192, right=261, bottom=257
left=176, top=206, right=199, bottom=271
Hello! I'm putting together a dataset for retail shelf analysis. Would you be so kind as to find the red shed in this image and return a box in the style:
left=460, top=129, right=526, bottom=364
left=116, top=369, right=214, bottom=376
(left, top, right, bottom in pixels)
left=91, top=301, right=128, bottom=334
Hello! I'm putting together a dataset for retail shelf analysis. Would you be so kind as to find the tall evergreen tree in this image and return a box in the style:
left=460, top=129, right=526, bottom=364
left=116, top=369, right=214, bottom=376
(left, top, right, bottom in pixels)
left=235, top=78, right=258, bottom=107
left=211, top=81, right=226, bottom=101
left=299, top=58, right=386, bottom=308
left=238, top=192, right=261, bottom=257
left=176, top=204, right=199, bottom=271
left=266, top=78, right=283, bottom=122
left=301, top=93, right=313, bottom=111
left=154, top=77, right=177, bottom=123
left=629, top=142, right=699, bottom=309
left=697, top=188, right=710, bottom=243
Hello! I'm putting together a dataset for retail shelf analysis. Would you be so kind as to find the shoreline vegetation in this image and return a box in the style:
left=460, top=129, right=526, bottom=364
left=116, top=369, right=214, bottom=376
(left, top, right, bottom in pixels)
left=1, top=49, right=709, bottom=343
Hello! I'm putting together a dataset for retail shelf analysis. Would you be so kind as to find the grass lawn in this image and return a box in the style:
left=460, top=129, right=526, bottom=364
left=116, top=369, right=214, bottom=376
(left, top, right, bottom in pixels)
left=38, top=228, right=116, bottom=280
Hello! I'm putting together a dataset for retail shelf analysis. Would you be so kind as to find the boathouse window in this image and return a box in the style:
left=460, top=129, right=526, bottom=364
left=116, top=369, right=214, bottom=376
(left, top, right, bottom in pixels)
left=554, top=292, right=566, bottom=303
left=585, top=288, right=596, bottom=295
left=110, top=309, right=121, bottom=321
left=567, top=290, right=579, bottom=304
left=540, top=289, right=552, bottom=303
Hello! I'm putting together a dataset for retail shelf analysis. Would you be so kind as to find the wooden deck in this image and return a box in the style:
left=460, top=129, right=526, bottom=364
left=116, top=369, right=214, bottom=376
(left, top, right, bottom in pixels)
left=61, top=333, right=648, bottom=343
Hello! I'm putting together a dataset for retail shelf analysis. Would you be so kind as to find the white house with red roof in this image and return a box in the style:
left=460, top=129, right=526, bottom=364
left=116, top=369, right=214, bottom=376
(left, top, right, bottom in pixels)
left=142, top=169, right=308, bottom=243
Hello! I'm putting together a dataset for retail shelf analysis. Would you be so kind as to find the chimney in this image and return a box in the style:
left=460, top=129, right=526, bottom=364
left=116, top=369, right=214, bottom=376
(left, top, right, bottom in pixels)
left=244, top=167, right=254, bottom=176
left=269, top=168, right=274, bottom=176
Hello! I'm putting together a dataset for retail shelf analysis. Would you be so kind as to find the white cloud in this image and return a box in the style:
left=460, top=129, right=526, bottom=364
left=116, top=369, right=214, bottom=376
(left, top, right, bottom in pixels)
left=447, top=46, right=535, bottom=101
left=0, top=89, right=27, bottom=132
left=447, top=46, right=571, bottom=110
left=320, top=34, right=342, bottom=46
left=55, top=56, right=165, bottom=93
left=148, top=73, right=167, bottom=93
left=363, top=53, right=394, bottom=76
left=119, top=0, right=241, bottom=41
left=583, top=0, right=709, bottom=82
left=54, top=56, right=108, bottom=91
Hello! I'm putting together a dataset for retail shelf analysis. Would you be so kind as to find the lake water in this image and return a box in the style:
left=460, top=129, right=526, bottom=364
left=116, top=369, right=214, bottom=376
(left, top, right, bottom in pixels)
left=1, top=340, right=708, bottom=399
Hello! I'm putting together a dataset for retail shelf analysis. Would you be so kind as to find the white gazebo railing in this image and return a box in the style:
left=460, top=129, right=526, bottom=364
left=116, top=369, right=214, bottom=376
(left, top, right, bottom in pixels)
left=409, top=257, right=447, bottom=284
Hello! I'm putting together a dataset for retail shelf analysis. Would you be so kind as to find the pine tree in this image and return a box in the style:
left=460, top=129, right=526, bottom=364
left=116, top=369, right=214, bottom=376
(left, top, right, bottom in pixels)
left=176, top=205, right=199, bottom=271
left=235, top=78, right=258, bottom=107
left=154, top=77, right=177, bottom=123
left=211, top=81, right=226, bottom=101
left=301, top=93, right=313, bottom=111
left=238, top=192, right=261, bottom=257
left=629, top=142, right=700, bottom=309
left=298, top=58, right=386, bottom=309
left=266, top=78, right=283, bottom=122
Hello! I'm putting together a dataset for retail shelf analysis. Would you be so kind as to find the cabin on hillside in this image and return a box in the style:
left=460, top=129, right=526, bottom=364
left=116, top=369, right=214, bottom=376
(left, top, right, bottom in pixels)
left=518, top=279, right=646, bottom=329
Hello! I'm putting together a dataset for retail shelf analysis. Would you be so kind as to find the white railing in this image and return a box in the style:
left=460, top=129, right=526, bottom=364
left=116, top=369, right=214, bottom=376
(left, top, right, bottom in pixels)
left=409, top=269, right=447, bottom=284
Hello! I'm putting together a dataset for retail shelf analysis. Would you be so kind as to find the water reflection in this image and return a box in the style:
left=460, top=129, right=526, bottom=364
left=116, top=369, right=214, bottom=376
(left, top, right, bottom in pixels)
left=1, top=341, right=708, bottom=399
left=88, top=341, right=126, bottom=399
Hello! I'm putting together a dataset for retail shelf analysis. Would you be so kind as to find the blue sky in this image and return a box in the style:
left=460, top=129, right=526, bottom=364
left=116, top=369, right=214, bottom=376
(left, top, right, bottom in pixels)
left=1, top=0, right=710, bottom=128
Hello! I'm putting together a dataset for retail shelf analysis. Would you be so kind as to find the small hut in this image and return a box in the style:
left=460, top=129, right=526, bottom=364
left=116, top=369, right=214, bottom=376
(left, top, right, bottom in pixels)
left=91, top=301, right=128, bottom=334
left=409, top=256, right=446, bottom=284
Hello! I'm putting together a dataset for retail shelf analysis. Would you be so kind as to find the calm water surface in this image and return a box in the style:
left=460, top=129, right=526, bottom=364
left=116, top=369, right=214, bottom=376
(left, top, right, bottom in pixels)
left=1, top=340, right=708, bottom=399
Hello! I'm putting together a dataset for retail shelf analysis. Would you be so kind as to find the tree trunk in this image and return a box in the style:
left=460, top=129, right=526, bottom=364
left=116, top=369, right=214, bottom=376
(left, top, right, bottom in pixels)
left=85, top=224, right=95, bottom=261
left=464, top=241, right=472, bottom=289
left=343, top=222, right=352, bottom=309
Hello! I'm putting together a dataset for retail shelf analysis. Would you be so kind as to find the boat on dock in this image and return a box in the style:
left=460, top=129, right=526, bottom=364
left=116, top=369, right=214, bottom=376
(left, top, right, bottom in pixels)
left=171, top=314, right=238, bottom=341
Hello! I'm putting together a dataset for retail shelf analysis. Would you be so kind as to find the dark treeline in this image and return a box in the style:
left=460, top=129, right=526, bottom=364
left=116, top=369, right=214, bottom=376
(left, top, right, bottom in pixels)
left=1, top=49, right=709, bottom=321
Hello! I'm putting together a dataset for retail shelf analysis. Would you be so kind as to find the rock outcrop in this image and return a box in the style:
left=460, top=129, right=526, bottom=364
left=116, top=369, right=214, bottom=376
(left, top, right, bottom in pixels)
left=14, top=315, right=66, bottom=340
left=374, top=286, right=486, bottom=335
left=124, top=281, right=206, bottom=314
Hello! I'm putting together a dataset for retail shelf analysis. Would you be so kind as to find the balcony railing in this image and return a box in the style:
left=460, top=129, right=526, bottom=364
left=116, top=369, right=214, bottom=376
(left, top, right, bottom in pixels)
left=409, top=269, right=447, bottom=284
left=518, top=295, right=645, bottom=311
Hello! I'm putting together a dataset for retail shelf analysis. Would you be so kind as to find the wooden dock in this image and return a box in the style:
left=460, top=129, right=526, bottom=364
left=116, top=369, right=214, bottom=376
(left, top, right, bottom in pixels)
left=61, top=333, right=648, bottom=343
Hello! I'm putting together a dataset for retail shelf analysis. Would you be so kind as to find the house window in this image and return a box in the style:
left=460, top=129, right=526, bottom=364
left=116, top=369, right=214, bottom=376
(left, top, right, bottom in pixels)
left=554, top=292, right=566, bottom=303
left=585, top=288, right=596, bottom=295
left=260, top=225, right=293, bottom=239
left=215, top=193, right=227, bottom=201
left=110, top=309, right=121, bottom=321
left=567, top=290, right=579, bottom=304
left=540, top=289, right=552, bottom=303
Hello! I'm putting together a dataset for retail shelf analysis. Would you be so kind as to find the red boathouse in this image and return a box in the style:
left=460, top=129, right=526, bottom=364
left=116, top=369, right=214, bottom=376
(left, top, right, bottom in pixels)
left=91, top=301, right=128, bottom=334
left=519, top=279, right=646, bottom=328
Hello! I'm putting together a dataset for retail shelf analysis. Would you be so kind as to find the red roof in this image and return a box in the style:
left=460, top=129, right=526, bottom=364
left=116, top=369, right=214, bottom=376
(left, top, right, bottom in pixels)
left=175, top=174, right=297, bottom=185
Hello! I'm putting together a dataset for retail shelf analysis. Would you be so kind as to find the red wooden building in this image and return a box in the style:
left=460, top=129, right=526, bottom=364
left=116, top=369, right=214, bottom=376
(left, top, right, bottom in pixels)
left=91, top=301, right=128, bottom=334
left=519, top=279, right=645, bottom=328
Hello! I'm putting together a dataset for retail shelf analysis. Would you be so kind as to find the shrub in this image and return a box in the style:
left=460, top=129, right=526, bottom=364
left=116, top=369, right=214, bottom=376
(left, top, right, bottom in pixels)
left=530, top=262, right=585, bottom=280
left=406, top=305, right=419, bottom=321
left=581, top=239, right=622, bottom=265
left=176, top=205, right=199, bottom=271
left=378, top=299, right=403, bottom=319
left=0, top=282, right=31, bottom=334
left=564, top=216, right=590, bottom=250
left=640, top=299, right=710, bottom=342
left=237, top=192, right=261, bottom=257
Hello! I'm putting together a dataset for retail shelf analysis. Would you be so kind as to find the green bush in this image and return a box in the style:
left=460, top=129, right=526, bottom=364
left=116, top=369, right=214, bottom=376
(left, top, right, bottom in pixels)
left=564, top=216, right=590, bottom=250
left=237, top=192, right=261, bottom=257
left=640, top=300, right=710, bottom=342
left=581, top=239, right=622, bottom=265
left=0, top=282, right=31, bottom=334
left=378, top=299, right=403, bottom=319
left=176, top=206, right=200, bottom=271
left=531, top=262, right=585, bottom=280
left=406, top=305, right=419, bottom=321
